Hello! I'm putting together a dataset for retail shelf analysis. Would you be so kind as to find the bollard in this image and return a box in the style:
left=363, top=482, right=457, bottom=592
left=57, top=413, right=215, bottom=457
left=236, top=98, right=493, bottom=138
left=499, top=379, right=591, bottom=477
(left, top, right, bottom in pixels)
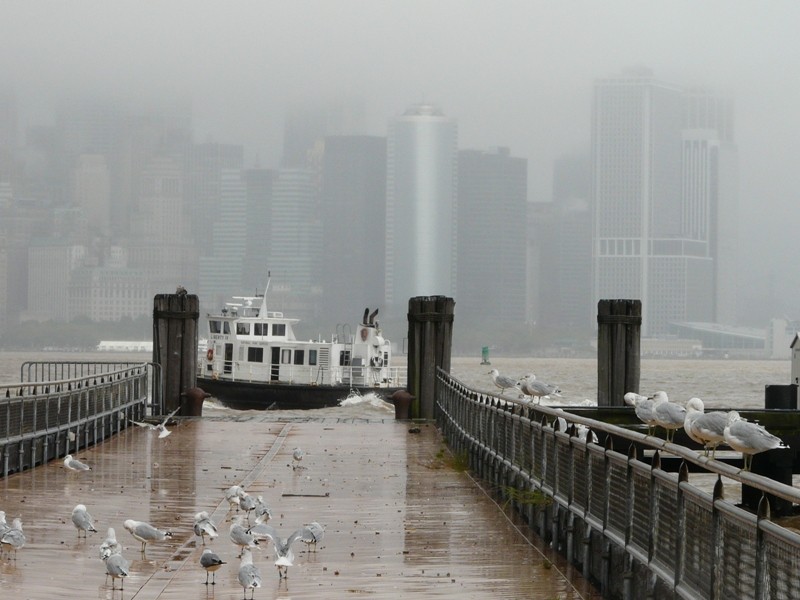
left=181, top=387, right=211, bottom=417
left=390, top=389, right=414, bottom=420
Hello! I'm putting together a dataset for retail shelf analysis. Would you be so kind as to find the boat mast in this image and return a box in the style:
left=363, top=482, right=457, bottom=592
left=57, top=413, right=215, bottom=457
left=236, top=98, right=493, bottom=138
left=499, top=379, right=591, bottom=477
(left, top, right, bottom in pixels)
left=260, top=271, right=271, bottom=316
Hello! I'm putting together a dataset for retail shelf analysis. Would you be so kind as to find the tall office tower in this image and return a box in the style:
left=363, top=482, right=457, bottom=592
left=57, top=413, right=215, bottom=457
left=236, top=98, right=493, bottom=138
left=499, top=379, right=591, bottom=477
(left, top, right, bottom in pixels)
left=385, top=104, right=457, bottom=317
left=540, top=154, right=592, bottom=332
left=199, top=168, right=247, bottom=308
left=682, top=88, right=738, bottom=325
left=242, top=168, right=274, bottom=294
left=71, top=154, right=111, bottom=236
left=26, top=241, right=86, bottom=321
left=320, top=135, right=387, bottom=321
left=457, top=147, right=527, bottom=326
left=269, top=168, right=322, bottom=318
left=0, top=86, right=18, bottom=182
left=592, top=68, right=713, bottom=336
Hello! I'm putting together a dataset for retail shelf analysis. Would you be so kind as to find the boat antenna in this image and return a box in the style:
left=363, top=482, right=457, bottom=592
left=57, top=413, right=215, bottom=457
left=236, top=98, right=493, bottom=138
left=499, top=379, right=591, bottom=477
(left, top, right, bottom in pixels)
left=261, top=271, right=271, bottom=315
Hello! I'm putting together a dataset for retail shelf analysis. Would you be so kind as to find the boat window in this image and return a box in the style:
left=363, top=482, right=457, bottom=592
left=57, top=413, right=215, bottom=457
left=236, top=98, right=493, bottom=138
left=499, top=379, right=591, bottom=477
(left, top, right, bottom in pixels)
left=255, top=323, right=267, bottom=336
left=247, top=347, right=264, bottom=362
left=223, top=322, right=231, bottom=334
left=339, top=350, right=351, bottom=366
left=281, top=349, right=292, bottom=364
left=209, top=320, right=221, bottom=334
left=293, top=350, right=304, bottom=365
left=309, top=349, right=317, bottom=366
left=237, top=322, right=251, bottom=335
left=273, top=323, right=286, bottom=337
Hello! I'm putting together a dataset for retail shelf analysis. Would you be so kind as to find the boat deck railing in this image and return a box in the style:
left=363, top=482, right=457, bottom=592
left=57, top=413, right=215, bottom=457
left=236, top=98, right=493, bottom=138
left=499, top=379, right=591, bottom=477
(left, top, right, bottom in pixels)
left=436, top=368, right=800, bottom=599
left=0, top=361, right=155, bottom=477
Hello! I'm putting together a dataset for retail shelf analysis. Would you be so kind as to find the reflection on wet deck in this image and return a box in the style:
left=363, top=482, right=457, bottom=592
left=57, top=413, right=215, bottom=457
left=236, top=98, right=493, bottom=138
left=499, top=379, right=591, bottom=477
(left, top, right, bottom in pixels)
left=0, top=416, right=601, bottom=599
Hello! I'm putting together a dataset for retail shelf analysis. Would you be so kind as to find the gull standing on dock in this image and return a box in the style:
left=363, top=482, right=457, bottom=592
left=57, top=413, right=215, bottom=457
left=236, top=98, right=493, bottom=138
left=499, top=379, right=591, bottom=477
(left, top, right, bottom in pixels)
left=488, top=369, right=519, bottom=395
left=129, top=405, right=180, bottom=439
left=71, top=504, right=97, bottom=538
left=225, top=485, right=247, bottom=512
left=229, top=515, right=258, bottom=556
left=517, top=373, right=561, bottom=403
left=253, top=495, right=272, bottom=524
left=63, top=454, right=91, bottom=471
left=200, top=548, right=226, bottom=585
left=724, top=411, right=789, bottom=471
left=238, top=547, right=262, bottom=598
left=248, top=523, right=304, bottom=578
left=123, top=518, right=173, bottom=553
left=99, top=527, right=121, bottom=560
left=1, top=518, right=25, bottom=559
left=292, top=447, right=305, bottom=471
left=193, top=511, right=218, bottom=545
left=102, top=546, right=130, bottom=590
left=299, top=521, right=325, bottom=552
left=684, top=398, right=729, bottom=457
left=651, top=391, right=686, bottom=442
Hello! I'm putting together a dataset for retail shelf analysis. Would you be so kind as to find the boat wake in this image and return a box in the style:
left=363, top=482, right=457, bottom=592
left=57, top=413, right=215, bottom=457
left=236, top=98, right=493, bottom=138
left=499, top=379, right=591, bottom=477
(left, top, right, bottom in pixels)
left=339, top=390, right=394, bottom=412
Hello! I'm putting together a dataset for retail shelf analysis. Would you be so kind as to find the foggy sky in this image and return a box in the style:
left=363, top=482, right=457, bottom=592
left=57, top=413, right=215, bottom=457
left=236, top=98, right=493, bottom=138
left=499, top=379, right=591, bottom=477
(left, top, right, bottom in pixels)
left=2, top=1, right=800, bottom=316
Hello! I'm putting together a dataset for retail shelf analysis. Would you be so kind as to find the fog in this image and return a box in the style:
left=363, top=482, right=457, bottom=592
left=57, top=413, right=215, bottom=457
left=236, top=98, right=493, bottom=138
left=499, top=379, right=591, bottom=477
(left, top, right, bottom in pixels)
left=2, top=1, right=800, bottom=321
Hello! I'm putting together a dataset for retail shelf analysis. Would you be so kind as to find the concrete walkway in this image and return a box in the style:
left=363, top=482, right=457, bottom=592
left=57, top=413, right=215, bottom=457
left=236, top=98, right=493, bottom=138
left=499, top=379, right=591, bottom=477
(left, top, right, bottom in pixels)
left=0, top=415, right=601, bottom=599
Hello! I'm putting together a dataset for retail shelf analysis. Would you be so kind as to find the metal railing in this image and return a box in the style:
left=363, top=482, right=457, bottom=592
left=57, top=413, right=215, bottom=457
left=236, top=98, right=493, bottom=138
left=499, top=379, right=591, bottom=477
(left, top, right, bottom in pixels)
left=1, top=362, right=154, bottom=477
left=436, top=369, right=800, bottom=600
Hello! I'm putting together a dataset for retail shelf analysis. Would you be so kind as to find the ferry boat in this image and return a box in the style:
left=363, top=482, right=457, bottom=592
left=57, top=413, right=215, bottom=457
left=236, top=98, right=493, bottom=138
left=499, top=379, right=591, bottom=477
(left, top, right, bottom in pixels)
left=196, top=285, right=405, bottom=410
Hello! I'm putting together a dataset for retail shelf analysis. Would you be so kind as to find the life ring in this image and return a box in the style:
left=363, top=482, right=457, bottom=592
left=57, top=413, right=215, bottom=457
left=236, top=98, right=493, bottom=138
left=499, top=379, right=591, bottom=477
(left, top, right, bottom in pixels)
left=206, top=348, right=214, bottom=361
left=371, top=355, right=384, bottom=368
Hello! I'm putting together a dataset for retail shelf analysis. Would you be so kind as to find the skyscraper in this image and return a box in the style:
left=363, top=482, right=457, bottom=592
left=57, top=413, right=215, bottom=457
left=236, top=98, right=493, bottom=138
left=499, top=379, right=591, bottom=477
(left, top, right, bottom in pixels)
left=592, top=68, right=714, bottom=336
left=457, top=147, right=527, bottom=325
left=385, top=104, right=457, bottom=316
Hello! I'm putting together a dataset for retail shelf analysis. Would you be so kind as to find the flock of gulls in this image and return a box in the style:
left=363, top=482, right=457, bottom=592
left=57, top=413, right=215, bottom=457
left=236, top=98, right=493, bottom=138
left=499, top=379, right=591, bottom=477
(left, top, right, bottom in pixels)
left=488, top=368, right=789, bottom=472
left=0, top=430, right=324, bottom=599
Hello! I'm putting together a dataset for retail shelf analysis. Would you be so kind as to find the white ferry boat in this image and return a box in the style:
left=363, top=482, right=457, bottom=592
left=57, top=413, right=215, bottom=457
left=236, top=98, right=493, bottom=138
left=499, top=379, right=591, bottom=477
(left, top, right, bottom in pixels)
left=197, top=284, right=405, bottom=409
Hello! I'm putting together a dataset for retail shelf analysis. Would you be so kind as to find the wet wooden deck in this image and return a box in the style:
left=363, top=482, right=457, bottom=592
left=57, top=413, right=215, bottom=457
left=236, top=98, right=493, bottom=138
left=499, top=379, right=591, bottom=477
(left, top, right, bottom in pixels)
left=0, top=415, right=602, bottom=599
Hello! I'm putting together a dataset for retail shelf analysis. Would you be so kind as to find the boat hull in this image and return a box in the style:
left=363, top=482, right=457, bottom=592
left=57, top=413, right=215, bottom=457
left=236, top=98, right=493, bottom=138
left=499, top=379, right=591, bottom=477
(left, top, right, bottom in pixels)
left=196, top=376, right=405, bottom=410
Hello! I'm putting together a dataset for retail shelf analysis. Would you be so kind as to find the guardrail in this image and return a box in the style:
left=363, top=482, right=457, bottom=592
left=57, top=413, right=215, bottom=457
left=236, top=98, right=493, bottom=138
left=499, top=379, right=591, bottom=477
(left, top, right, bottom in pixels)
left=1, top=362, right=155, bottom=477
left=436, top=369, right=800, bottom=599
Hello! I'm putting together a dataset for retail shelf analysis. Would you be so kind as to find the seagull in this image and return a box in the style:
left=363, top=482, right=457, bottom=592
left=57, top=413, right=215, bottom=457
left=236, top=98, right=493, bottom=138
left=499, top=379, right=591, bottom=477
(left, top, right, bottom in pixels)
left=240, top=493, right=257, bottom=521
left=651, top=391, right=686, bottom=442
left=299, top=521, right=324, bottom=552
left=624, top=392, right=658, bottom=435
left=684, top=398, right=729, bottom=457
left=102, top=547, right=130, bottom=590
left=225, top=485, right=247, bottom=511
left=292, top=447, right=305, bottom=471
left=518, top=373, right=561, bottom=403
left=99, top=527, right=121, bottom=560
left=200, top=548, right=226, bottom=585
left=248, top=523, right=304, bottom=578
left=71, top=504, right=97, bottom=538
left=253, top=496, right=272, bottom=525
left=63, top=454, right=91, bottom=471
left=193, top=511, right=218, bottom=545
left=230, top=515, right=258, bottom=556
left=130, top=405, right=180, bottom=439
left=1, top=518, right=25, bottom=559
left=724, top=411, right=789, bottom=471
left=123, top=519, right=173, bottom=553
left=0, top=511, right=9, bottom=538
left=488, top=369, right=519, bottom=395
left=238, top=547, right=262, bottom=598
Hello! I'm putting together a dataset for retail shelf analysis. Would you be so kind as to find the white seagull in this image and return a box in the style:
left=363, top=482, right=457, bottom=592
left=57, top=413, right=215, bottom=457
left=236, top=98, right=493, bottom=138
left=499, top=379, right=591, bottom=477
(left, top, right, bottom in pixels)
left=102, top=546, right=130, bottom=590
left=193, top=511, right=218, bottom=545
left=651, top=391, right=686, bottom=442
left=63, top=454, right=91, bottom=471
left=518, top=373, right=561, bottom=403
left=99, top=527, right=121, bottom=560
left=488, top=369, right=519, bottom=395
left=248, top=523, right=304, bottom=578
left=225, top=485, right=247, bottom=511
left=624, top=392, right=658, bottom=436
left=71, top=504, right=97, bottom=538
left=292, top=447, right=305, bottom=471
left=724, top=411, right=789, bottom=471
left=299, top=521, right=325, bottom=552
left=1, top=518, right=25, bottom=559
left=684, top=398, right=729, bottom=457
left=123, top=518, right=173, bottom=553
left=200, top=548, right=226, bottom=585
left=238, top=547, right=262, bottom=598
left=229, top=515, right=258, bottom=556
left=130, top=405, right=180, bottom=439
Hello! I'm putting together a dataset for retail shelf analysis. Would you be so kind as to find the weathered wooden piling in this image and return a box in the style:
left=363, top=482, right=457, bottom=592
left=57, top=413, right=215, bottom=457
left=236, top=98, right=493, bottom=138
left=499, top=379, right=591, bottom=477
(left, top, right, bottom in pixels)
left=407, top=296, right=455, bottom=419
left=152, top=289, right=199, bottom=415
left=597, top=299, right=641, bottom=406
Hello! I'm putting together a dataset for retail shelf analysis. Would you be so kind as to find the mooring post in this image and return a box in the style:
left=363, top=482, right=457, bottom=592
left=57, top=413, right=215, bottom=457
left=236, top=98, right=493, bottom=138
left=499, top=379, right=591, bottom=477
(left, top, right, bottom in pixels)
left=406, top=296, right=455, bottom=419
left=152, top=289, right=199, bottom=415
left=597, top=299, right=642, bottom=406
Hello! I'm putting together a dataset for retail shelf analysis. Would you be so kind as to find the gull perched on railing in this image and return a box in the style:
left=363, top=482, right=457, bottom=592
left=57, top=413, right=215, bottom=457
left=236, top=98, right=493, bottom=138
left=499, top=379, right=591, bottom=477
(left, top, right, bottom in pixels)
left=724, top=411, right=789, bottom=471
left=517, top=373, right=561, bottom=403
left=624, top=392, right=658, bottom=436
left=488, top=369, right=519, bottom=395
left=651, top=391, right=686, bottom=442
left=684, top=398, right=729, bottom=457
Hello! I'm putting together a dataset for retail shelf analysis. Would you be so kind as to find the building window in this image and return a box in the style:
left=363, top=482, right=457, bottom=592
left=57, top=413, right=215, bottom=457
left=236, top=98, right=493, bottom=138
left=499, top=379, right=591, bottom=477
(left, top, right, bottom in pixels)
left=247, top=347, right=264, bottom=362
